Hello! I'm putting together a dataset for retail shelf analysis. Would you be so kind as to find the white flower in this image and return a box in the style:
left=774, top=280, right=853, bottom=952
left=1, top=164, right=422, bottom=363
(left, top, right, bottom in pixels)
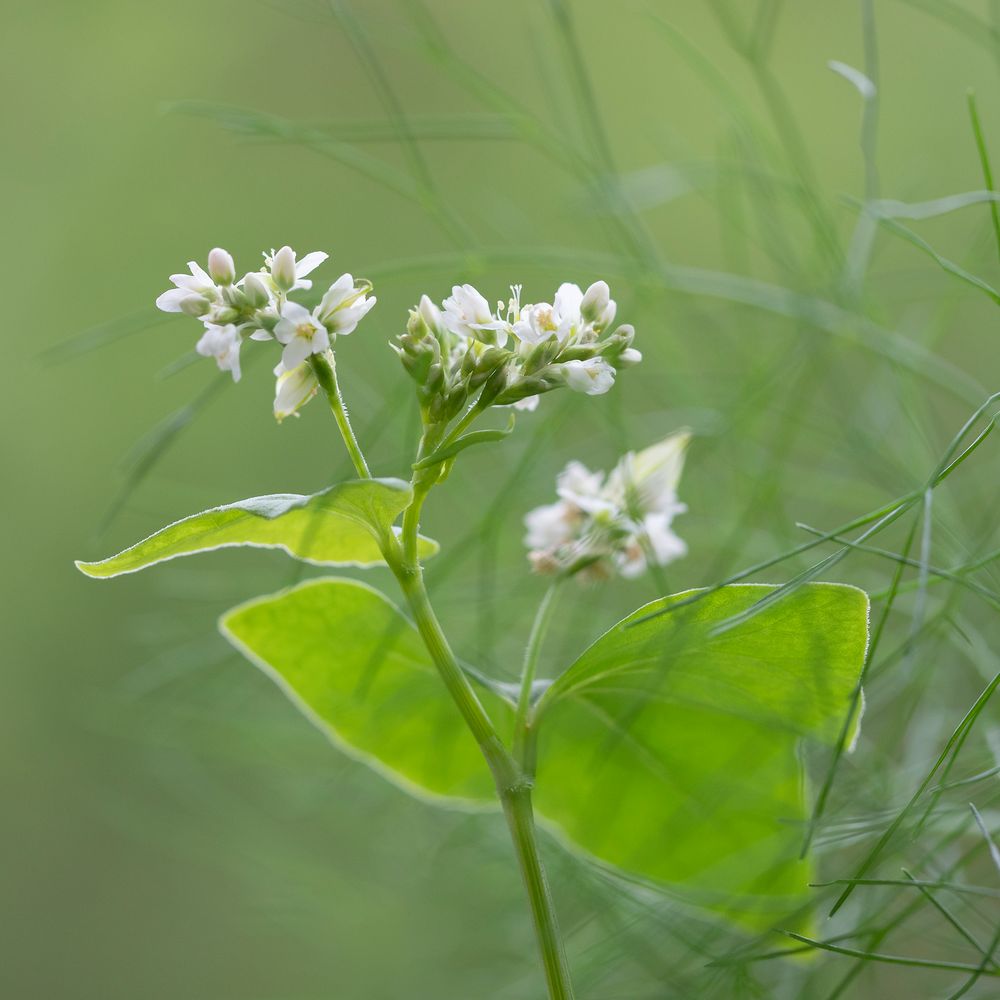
left=511, top=286, right=583, bottom=347
left=617, top=347, right=642, bottom=367
left=155, top=259, right=220, bottom=313
left=266, top=246, right=329, bottom=292
left=524, top=432, right=690, bottom=581
left=207, top=247, right=236, bottom=285
left=512, top=302, right=562, bottom=346
left=553, top=282, right=584, bottom=327
left=607, top=432, right=691, bottom=515
left=273, top=359, right=320, bottom=421
left=195, top=324, right=243, bottom=381
left=442, top=284, right=506, bottom=345
left=616, top=513, right=688, bottom=579
left=556, top=461, right=610, bottom=515
left=274, top=301, right=330, bottom=370
left=643, top=510, right=688, bottom=564
left=560, top=357, right=616, bottom=395
left=315, top=273, right=377, bottom=335
left=524, top=501, right=576, bottom=550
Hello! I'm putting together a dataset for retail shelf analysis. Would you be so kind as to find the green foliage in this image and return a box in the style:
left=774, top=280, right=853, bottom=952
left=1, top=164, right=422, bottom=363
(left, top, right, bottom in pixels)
left=533, top=583, right=869, bottom=931
left=75, top=478, right=437, bottom=578
left=221, top=576, right=868, bottom=931
left=33, top=1, right=1000, bottom=994
left=220, top=577, right=507, bottom=804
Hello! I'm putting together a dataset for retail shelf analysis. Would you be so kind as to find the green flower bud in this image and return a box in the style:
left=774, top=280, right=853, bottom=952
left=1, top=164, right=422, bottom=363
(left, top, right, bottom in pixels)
left=211, top=307, right=240, bottom=325
left=179, top=295, right=211, bottom=318
left=243, top=273, right=270, bottom=309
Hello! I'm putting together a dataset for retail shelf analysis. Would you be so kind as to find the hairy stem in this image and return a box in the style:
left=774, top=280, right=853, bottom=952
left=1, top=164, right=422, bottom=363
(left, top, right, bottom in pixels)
left=310, top=352, right=371, bottom=479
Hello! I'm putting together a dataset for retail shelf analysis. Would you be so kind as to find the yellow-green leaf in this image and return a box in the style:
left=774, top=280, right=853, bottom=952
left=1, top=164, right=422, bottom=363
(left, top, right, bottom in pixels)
left=220, top=577, right=509, bottom=806
left=533, top=583, right=869, bottom=931
left=76, top=478, right=437, bottom=578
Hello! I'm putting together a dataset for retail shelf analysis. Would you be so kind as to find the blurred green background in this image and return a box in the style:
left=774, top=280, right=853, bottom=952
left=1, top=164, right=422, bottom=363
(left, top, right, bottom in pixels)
left=7, top=1, right=1000, bottom=996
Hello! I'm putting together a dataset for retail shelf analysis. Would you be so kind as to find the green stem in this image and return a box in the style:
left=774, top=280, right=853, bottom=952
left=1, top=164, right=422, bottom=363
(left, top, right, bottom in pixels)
left=402, top=426, right=442, bottom=568
left=310, top=352, right=370, bottom=479
left=390, top=516, right=574, bottom=998
left=501, top=785, right=576, bottom=1000
left=514, top=579, right=562, bottom=771
left=441, top=398, right=486, bottom=445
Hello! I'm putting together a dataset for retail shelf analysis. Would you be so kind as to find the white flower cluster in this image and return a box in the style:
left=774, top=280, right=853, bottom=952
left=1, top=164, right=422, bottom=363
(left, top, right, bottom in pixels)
left=397, top=280, right=640, bottom=424
left=155, top=246, right=376, bottom=420
left=524, top=432, right=690, bottom=582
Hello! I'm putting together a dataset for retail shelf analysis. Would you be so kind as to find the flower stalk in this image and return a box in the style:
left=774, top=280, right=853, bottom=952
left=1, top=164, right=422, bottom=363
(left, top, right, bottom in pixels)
left=309, top=352, right=370, bottom=479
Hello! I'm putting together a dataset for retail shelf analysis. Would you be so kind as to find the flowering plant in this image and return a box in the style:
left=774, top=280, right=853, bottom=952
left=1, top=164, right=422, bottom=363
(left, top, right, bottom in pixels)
left=78, top=246, right=869, bottom=999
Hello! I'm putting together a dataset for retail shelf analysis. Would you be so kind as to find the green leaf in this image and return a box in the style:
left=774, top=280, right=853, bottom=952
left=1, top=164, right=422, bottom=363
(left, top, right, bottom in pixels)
left=412, top=414, right=517, bottom=470
left=220, top=577, right=509, bottom=805
left=76, top=478, right=437, bottom=578
left=532, top=583, right=869, bottom=931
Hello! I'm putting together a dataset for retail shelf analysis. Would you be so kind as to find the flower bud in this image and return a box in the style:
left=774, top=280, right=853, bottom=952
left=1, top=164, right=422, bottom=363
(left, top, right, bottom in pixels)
left=607, top=323, right=634, bottom=348
left=407, top=307, right=430, bottom=339
left=559, top=358, right=616, bottom=396
left=271, top=246, right=297, bottom=292
left=616, top=347, right=643, bottom=368
left=554, top=344, right=597, bottom=363
left=179, top=295, right=211, bottom=318
left=222, top=284, right=249, bottom=310
left=399, top=349, right=432, bottom=385
left=474, top=346, right=509, bottom=376
left=475, top=366, right=510, bottom=408
left=208, top=247, right=236, bottom=285
left=397, top=329, right=441, bottom=389
left=210, top=306, right=240, bottom=325
left=580, top=281, right=611, bottom=323
left=521, top=338, right=562, bottom=373
left=243, top=272, right=271, bottom=309
left=418, top=294, right=443, bottom=336
left=495, top=374, right=549, bottom=405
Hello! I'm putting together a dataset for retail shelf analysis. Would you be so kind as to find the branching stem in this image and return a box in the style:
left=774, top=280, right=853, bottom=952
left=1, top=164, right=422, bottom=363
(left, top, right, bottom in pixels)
left=317, top=384, right=574, bottom=998
left=391, top=489, right=574, bottom=999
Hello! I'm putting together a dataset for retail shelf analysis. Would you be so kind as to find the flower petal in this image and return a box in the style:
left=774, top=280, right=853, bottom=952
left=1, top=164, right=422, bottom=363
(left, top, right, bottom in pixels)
left=155, top=288, right=190, bottom=312
left=296, top=251, right=329, bottom=277
left=282, top=337, right=312, bottom=370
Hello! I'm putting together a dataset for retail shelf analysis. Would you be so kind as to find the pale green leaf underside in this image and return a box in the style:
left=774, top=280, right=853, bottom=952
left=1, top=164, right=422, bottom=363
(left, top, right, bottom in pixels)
left=220, top=579, right=867, bottom=931
left=221, top=578, right=509, bottom=805
left=534, top=583, right=869, bottom=930
left=75, top=478, right=437, bottom=578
